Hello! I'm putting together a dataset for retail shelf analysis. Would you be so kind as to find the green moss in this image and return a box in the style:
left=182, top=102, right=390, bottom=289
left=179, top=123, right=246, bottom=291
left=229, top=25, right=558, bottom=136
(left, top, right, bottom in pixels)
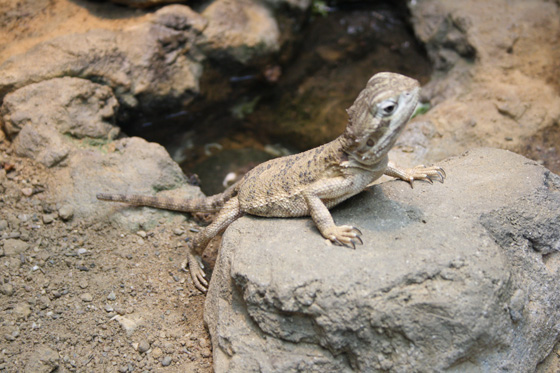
left=412, top=103, right=431, bottom=118
left=63, top=134, right=113, bottom=152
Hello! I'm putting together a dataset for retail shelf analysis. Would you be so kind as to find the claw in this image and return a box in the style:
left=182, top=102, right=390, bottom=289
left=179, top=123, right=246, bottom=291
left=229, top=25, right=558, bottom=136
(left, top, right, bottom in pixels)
left=352, top=227, right=363, bottom=235
left=347, top=241, right=356, bottom=250
left=355, top=235, right=363, bottom=245
left=186, top=252, right=208, bottom=293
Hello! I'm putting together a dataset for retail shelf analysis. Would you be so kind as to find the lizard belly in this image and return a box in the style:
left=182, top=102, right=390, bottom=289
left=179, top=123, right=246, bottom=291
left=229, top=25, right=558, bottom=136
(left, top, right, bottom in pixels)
left=240, top=170, right=378, bottom=218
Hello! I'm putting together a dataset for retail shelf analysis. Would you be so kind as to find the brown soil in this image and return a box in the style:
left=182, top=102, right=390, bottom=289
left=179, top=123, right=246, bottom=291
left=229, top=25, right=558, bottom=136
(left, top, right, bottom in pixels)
left=0, top=0, right=150, bottom=65
left=0, top=140, right=213, bottom=372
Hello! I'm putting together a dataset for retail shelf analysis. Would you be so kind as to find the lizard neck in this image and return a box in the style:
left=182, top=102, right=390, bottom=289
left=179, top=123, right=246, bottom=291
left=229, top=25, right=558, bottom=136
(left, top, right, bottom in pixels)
left=332, top=134, right=388, bottom=172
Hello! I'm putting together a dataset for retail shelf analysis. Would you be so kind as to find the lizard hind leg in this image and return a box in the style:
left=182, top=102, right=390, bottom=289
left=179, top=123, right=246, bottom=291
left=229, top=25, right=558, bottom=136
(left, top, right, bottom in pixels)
left=184, top=196, right=244, bottom=292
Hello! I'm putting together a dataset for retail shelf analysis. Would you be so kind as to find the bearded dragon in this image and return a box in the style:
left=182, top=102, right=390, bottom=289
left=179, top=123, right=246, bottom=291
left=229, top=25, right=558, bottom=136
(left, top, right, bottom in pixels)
left=97, top=72, right=445, bottom=292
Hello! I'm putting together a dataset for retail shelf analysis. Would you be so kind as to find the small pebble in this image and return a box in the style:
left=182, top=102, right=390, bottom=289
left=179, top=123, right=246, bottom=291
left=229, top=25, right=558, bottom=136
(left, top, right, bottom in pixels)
left=79, top=279, right=89, bottom=289
left=14, top=303, right=31, bottom=320
left=107, top=291, right=116, bottom=301
left=136, top=230, right=147, bottom=238
left=42, top=214, right=55, bottom=224
left=1, top=283, right=14, bottom=296
left=0, top=220, right=8, bottom=231
left=21, top=187, right=33, bottom=197
left=161, top=356, right=172, bottom=367
left=200, top=347, right=212, bottom=358
left=152, top=347, right=163, bottom=359
left=80, top=293, right=93, bottom=302
left=173, top=228, right=184, bottom=236
left=138, top=340, right=150, bottom=354
left=4, top=334, right=15, bottom=342
left=104, top=304, right=114, bottom=313
left=58, top=204, right=74, bottom=221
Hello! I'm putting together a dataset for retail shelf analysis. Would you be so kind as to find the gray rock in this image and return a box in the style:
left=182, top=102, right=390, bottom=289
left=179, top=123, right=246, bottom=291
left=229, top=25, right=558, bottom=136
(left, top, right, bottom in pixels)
left=58, top=204, right=74, bottom=221
left=205, top=148, right=560, bottom=372
left=3, top=239, right=29, bottom=256
left=11, top=122, right=72, bottom=168
left=42, top=214, right=55, bottom=224
left=138, top=339, right=150, bottom=353
left=1, top=77, right=118, bottom=140
left=1, top=76, right=116, bottom=168
left=200, top=0, right=280, bottom=64
left=161, top=355, right=172, bottom=366
left=50, top=136, right=202, bottom=230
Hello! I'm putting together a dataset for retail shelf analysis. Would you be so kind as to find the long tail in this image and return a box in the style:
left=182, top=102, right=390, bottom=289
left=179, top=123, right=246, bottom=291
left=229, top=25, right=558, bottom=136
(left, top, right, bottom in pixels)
left=97, top=183, right=238, bottom=213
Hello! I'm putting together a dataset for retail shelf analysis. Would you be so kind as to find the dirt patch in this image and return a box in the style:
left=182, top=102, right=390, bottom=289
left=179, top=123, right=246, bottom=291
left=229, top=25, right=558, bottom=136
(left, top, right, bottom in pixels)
left=0, top=0, right=150, bottom=65
left=0, top=141, right=212, bottom=371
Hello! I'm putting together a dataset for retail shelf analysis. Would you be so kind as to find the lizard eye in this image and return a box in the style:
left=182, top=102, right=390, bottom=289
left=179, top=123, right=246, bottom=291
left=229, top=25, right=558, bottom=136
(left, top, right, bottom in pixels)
left=379, top=100, right=398, bottom=116
left=366, top=139, right=374, bottom=147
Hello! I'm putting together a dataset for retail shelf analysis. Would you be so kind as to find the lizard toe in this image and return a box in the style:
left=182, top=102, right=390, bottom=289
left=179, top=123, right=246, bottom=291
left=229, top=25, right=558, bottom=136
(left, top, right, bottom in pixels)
left=324, top=225, right=363, bottom=249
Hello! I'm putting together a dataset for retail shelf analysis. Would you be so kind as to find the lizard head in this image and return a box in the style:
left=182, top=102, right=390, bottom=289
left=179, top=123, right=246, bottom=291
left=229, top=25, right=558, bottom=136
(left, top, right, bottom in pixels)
left=343, top=72, right=420, bottom=165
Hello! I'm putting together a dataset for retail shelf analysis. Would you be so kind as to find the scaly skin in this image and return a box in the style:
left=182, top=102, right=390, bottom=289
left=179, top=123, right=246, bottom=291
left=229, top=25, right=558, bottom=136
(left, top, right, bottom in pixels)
left=97, top=72, right=446, bottom=292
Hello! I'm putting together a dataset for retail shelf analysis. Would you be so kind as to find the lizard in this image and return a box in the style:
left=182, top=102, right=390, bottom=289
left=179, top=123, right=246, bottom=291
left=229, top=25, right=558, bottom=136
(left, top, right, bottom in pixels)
left=97, top=72, right=445, bottom=292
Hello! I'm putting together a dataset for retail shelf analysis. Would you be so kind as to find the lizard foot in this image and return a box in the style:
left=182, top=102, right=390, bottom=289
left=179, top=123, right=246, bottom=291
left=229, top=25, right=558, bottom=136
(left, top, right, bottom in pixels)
left=182, top=252, right=208, bottom=293
left=400, top=165, right=446, bottom=188
left=323, top=225, right=363, bottom=249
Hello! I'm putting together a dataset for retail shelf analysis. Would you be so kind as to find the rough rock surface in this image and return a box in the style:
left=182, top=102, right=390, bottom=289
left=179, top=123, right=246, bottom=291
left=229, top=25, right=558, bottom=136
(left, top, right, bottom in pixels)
left=2, top=77, right=119, bottom=167
left=200, top=0, right=280, bottom=64
left=2, top=77, right=118, bottom=140
left=0, top=74, right=201, bottom=229
left=390, top=0, right=560, bottom=173
left=0, top=5, right=206, bottom=116
left=53, top=136, right=200, bottom=230
left=205, top=148, right=560, bottom=372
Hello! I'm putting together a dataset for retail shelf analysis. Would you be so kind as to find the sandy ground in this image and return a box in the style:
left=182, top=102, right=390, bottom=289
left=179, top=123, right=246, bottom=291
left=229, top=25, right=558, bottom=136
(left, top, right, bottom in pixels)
left=0, top=140, right=213, bottom=372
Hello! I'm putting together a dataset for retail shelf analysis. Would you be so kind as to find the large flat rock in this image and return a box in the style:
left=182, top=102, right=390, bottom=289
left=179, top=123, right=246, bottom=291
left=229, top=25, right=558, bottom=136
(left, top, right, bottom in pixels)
left=205, top=147, right=560, bottom=372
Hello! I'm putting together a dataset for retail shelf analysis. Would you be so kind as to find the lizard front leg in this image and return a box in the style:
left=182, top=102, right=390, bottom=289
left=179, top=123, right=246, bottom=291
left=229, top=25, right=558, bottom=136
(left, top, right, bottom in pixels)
left=184, top=196, right=243, bottom=292
left=385, top=161, right=446, bottom=188
left=302, top=178, right=363, bottom=249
